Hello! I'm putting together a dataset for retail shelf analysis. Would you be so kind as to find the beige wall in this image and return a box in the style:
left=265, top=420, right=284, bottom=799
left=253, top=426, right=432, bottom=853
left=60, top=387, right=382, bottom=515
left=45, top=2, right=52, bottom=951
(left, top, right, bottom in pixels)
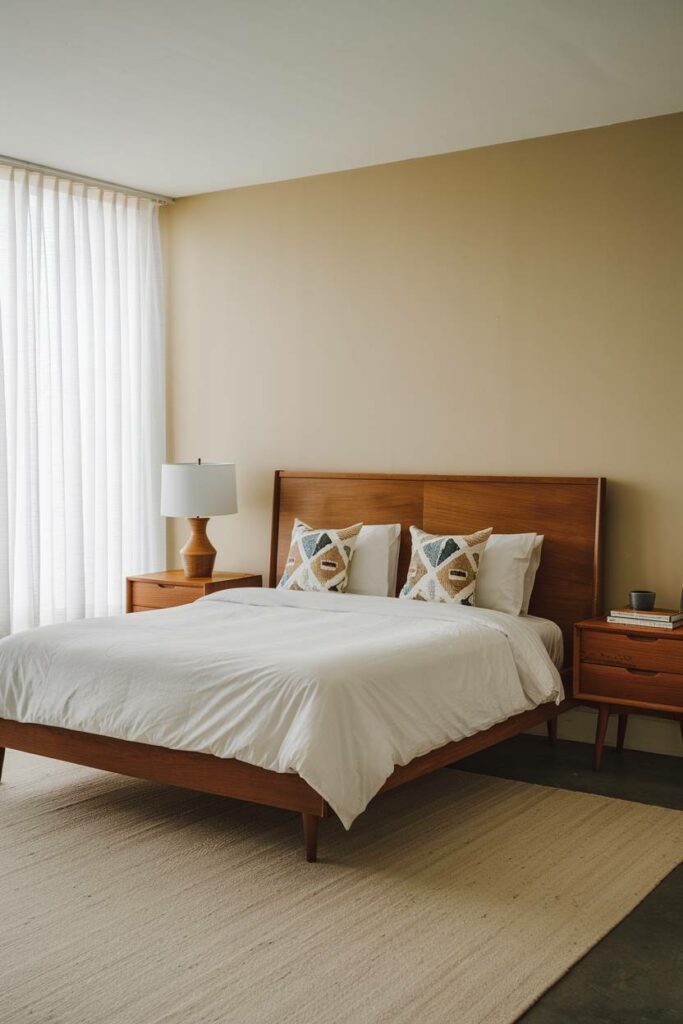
left=163, top=112, right=683, bottom=756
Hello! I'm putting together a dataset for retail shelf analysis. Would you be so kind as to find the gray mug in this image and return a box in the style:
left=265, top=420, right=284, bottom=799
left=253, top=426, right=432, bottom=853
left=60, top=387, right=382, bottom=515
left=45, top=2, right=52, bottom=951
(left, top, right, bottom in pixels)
left=629, top=590, right=656, bottom=611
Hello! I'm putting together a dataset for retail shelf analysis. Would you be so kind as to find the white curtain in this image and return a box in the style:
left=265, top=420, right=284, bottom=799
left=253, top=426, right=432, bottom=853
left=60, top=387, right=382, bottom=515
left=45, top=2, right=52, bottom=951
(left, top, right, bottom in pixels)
left=0, top=166, right=165, bottom=634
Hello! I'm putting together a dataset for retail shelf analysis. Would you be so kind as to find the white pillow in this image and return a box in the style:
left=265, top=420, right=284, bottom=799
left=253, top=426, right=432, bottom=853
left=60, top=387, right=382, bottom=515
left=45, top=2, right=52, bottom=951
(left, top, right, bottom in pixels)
left=346, top=524, right=402, bottom=597
left=521, top=535, right=544, bottom=615
left=475, top=533, right=537, bottom=616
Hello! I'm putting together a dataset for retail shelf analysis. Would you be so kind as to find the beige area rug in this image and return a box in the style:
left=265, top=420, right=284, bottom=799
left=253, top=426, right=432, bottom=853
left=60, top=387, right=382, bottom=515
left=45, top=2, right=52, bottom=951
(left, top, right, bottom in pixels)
left=1, top=751, right=681, bottom=1024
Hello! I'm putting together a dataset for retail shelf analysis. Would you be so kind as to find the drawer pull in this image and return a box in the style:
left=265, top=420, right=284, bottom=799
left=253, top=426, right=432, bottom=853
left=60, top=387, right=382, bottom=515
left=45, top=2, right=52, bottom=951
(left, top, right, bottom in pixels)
left=156, top=583, right=177, bottom=589
left=625, top=667, right=659, bottom=677
left=626, top=635, right=658, bottom=643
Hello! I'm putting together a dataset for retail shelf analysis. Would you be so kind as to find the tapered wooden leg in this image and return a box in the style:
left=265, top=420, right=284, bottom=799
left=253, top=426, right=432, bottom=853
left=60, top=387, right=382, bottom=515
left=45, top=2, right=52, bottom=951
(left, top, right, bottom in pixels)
left=0, top=747, right=4, bottom=782
left=302, top=812, right=320, bottom=863
left=546, top=718, right=558, bottom=746
left=594, top=705, right=610, bottom=771
left=616, top=713, right=628, bottom=753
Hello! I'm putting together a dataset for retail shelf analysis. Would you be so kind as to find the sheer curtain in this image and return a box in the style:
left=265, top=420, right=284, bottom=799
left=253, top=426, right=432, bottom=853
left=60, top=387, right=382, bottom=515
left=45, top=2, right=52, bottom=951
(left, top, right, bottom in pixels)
left=0, top=166, right=165, bottom=634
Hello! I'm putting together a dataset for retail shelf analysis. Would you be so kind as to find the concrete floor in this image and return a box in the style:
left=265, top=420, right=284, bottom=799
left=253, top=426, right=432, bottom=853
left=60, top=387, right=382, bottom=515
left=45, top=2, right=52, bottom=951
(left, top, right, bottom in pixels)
left=457, top=734, right=682, bottom=1024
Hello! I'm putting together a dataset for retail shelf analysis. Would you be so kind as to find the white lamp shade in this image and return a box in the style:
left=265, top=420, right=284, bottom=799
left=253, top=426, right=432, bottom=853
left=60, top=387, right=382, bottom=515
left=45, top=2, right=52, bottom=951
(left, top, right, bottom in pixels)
left=160, top=463, right=238, bottom=518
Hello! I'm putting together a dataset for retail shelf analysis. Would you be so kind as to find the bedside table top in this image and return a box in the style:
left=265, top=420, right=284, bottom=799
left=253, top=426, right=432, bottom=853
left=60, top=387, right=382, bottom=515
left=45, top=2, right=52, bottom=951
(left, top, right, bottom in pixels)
left=127, top=570, right=261, bottom=587
left=576, top=616, right=683, bottom=638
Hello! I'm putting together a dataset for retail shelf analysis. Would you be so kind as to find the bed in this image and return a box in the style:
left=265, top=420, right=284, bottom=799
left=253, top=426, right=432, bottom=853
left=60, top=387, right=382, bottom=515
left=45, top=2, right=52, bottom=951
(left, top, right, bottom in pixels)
left=0, top=471, right=605, bottom=861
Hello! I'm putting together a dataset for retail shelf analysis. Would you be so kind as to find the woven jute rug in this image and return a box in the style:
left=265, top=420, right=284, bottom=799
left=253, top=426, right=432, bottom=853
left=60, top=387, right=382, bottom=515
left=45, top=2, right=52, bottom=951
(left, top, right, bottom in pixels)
left=1, top=750, right=681, bottom=1024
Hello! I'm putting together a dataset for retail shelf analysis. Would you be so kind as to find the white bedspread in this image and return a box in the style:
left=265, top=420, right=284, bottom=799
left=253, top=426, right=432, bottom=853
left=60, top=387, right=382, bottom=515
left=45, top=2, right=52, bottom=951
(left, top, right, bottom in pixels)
left=0, top=589, right=562, bottom=828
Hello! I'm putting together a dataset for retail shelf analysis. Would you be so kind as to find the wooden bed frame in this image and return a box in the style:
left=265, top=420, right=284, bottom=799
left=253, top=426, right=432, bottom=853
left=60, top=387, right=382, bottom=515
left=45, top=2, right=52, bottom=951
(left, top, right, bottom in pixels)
left=0, top=471, right=605, bottom=862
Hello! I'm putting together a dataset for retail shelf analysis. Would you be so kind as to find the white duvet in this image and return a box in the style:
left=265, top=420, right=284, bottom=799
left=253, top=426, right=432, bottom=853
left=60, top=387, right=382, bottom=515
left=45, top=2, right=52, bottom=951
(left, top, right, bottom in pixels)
left=0, top=589, right=562, bottom=827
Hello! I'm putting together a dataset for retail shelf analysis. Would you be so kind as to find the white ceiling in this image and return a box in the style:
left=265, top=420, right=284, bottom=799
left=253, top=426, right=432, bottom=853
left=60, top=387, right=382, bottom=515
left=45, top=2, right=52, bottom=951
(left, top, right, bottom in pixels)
left=2, top=0, right=682, bottom=198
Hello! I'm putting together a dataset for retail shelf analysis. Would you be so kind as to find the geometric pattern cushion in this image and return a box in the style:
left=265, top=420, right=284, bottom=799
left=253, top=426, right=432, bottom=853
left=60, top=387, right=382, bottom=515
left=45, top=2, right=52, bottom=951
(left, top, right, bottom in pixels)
left=278, top=519, right=363, bottom=593
left=399, top=525, right=492, bottom=605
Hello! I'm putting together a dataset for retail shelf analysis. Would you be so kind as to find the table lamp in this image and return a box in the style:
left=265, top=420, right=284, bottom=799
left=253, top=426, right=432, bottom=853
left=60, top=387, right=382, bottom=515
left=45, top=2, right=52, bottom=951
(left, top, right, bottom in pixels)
left=161, top=460, right=238, bottom=578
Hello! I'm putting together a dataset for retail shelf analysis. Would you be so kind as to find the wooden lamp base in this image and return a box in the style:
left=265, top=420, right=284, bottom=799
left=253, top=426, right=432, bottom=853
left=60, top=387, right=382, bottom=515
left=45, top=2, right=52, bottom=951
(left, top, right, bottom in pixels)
left=180, top=518, right=217, bottom=578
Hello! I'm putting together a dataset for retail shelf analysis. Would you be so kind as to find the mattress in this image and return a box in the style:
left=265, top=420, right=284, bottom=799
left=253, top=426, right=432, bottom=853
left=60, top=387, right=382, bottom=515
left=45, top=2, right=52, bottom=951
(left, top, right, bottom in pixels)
left=0, top=589, right=563, bottom=827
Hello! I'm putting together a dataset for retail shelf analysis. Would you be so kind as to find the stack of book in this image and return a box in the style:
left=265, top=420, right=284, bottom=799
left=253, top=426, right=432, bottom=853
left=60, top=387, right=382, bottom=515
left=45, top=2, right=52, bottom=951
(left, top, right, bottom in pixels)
left=607, top=607, right=683, bottom=630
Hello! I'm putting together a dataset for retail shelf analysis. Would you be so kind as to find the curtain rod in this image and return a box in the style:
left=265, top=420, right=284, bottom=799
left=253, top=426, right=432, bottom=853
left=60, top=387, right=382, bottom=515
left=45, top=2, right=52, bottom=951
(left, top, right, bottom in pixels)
left=0, top=154, right=174, bottom=205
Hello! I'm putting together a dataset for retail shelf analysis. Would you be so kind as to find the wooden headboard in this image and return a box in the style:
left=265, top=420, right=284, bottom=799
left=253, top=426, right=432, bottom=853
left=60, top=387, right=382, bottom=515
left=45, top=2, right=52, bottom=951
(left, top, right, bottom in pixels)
left=270, top=471, right=605, bottom=666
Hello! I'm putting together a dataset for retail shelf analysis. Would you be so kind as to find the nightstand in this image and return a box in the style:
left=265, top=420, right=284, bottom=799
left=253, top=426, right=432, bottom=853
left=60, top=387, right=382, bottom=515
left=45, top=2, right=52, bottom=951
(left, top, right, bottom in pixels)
left=574, top=618, right=683, bottom=770
left=126, top=570, right=262, bottom=612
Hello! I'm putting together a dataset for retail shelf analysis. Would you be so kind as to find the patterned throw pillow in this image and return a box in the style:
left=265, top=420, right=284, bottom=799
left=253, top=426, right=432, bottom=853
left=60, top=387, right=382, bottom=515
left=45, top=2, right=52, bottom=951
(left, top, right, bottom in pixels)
left=400, top=525, right=492, bottom=605
left=278, top=519, right=363, bottom=592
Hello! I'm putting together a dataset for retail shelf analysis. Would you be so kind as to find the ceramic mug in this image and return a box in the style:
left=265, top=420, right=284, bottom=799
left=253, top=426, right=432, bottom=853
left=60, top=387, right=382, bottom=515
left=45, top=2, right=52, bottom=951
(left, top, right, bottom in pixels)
left=629, top=590, right=656, bottom=611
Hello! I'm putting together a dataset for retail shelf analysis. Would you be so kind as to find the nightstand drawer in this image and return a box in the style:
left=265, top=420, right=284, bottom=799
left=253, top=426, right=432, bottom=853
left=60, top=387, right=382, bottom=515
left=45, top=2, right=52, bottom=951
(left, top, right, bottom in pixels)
left=577, top=662, right=683, bottom=709
left=580, top=630, right=683, bottom=673
left=130, top=581, right=198, bottom=609
left=126, top=571, right=262, bottom=613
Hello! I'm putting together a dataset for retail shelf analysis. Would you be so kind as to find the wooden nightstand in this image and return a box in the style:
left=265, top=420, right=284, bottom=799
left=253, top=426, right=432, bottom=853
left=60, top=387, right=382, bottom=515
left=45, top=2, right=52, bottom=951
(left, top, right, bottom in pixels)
left=574, top=618, right=683, bottom=770
left=126, top=570, right=262, bottom=613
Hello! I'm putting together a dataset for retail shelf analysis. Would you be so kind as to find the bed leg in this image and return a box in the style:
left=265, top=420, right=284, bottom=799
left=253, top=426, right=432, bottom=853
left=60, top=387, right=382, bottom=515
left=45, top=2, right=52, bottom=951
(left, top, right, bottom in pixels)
left=546, top=718, right=557, bottom=746
left=302, top=812, right=320, bottom=863
left=0, top=747, right=4, bottom=782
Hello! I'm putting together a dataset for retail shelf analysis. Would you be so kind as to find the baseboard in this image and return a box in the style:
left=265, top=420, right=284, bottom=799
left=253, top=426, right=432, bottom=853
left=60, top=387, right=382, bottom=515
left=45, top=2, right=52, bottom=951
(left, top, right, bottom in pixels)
left=528, top=706, right=682, bottom=758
